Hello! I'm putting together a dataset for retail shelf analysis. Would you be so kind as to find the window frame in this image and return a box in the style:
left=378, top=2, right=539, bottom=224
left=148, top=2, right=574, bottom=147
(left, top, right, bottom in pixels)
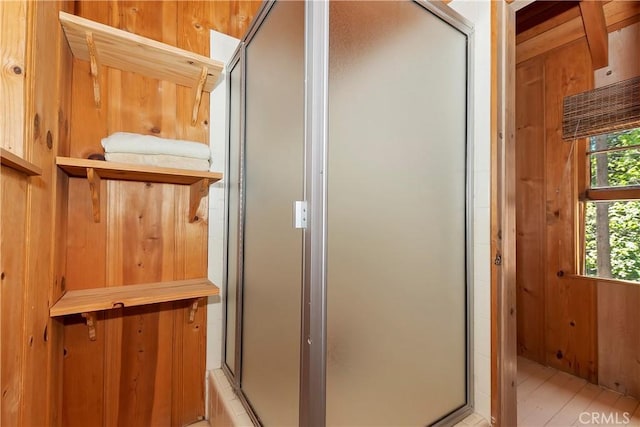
left=577, top=126, right=640, bottom=284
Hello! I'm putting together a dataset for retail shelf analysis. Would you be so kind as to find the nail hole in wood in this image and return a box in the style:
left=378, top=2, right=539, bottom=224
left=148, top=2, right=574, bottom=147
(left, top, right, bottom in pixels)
left=556, top=350, right=563, bottom=359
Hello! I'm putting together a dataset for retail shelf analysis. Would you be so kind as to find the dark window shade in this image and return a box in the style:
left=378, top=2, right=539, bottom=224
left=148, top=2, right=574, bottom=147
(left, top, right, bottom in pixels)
left=562, top=76, right=640, bottom=140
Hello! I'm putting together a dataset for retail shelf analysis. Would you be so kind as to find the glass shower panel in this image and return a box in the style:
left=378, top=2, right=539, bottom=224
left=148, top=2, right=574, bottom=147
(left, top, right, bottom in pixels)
left=224, top=59, right=241, bottom=375
left=326, top=2, right=469, bottom=426
left=241, top=1, right=304, bottom=425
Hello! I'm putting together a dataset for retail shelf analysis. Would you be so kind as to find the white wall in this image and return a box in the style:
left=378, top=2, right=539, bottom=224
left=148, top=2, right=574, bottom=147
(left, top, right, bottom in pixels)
left=448, top=0, right=492, bottom=421
left=207, top=30, right=240, bottom=371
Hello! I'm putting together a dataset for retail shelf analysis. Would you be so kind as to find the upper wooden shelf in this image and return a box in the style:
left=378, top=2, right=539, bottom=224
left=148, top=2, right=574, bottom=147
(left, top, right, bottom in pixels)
left=59, top=11, right=224, bottom=122
left=50, top=278, right=219, bottom=317
left=56, top=156, right=222, bottom=223
left=59, top=11, right=224, bottom=93
left=1, top=148, right=42, bottom=176
left=56, top=156, right=222, bottom=184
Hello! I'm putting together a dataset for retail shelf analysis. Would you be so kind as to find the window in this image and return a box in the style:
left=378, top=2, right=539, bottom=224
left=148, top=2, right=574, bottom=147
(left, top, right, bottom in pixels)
left=582, top=128, right=640, bottom=282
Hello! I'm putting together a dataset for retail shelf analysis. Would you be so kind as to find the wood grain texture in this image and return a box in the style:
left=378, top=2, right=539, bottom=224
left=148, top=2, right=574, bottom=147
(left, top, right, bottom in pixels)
left=543, top=39, right=596, bottom=381
left=593, top=20, right=640, bottom=401
left=515, top=37, right=598, bottom=383
left=579, top=1, right=609, bottom=69
left=515, top=57, right=546, bottom=364
left=517, top=1, right=640, bottom=64
left=48, top=2, right=74, bottom=425
left=0, top=168, right=28, bottom=427
left=61, top=2, right=262, bottom=425
left=597, top=280, right=640, bottom=398
left=50, top=279, right=219, bottom=316
left=57, top=156, right=222, bottom=185
left=594, top=22, right=640, bottom=98
left=0, top=148, right=42, bottom=176
left=516, top=4, right=582, bottom=46
left=59, top=11, right=224, bottom=92
left=19, top=2, right=73, bottom=426
left=492, top=2, right=518, bottom=425
left=0, top=0, right=27, bottom=156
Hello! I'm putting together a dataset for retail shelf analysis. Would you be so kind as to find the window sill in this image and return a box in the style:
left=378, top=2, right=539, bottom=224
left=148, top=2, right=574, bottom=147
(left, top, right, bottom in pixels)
left=567, top=274, right=640, bottom=288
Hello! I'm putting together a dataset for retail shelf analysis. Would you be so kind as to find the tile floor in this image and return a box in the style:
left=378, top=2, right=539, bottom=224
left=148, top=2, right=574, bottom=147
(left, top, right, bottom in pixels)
left=518, top=356, right=640, bottom=426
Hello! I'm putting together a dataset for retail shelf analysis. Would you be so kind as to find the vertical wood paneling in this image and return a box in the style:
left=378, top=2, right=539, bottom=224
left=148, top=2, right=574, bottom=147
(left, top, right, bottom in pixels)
left=48, top=2, right=74, bottom=425
left=515, top=57, right=546, bottom=364
left=0, top=0, right=27, bottom=156
left=64, top=4, right=110, bottom=423
left=21, top=2, right=71, bottom=426
left=1, top=1, right=72, bottom=425
left=63, top=178, right=107, bottom=427
left=492, top=2, right=518, bottom=425
left=543, top=39, right=596, bottom=381
left=61, top=2, right=262, bottom=424
left=0, top=168, right=28, bottom=427
left=595, top=21, right=640, bottom=399
left=516, top=38, right=598, bottom=383
left=597, top=280, right=640, bottom=398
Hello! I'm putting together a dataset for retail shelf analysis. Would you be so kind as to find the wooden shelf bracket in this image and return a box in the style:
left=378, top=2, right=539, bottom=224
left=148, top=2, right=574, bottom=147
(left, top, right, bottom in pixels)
left=56, top=157, right=222, bottom=222
left=189, top=178, right=210, bottom=222
left=81, top=312, right=97, bottom=341
left=86, top=167, right=101, bottom=222
left=188, top=299, right=200, bottom=323
left=191, top=66, right=208, bottom=125
left=85, top=31, right=102, bottom=108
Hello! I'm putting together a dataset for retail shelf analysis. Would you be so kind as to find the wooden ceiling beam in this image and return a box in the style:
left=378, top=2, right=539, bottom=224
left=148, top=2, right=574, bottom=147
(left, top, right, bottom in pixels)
left=579, top=0, right=609, bottom=69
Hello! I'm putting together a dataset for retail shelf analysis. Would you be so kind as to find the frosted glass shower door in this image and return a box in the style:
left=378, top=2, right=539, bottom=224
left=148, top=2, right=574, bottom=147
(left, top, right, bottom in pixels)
left=326, top=2, right=470, bottom=425
left=240, top=1, right=305, bottom=426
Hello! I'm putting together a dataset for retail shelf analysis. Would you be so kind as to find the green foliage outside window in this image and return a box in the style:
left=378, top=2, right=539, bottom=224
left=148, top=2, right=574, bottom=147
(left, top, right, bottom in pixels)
left=584, top=128, right=640, bottom=282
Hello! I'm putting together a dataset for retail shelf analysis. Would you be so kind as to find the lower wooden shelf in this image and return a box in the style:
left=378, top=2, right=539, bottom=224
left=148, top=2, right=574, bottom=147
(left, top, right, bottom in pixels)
left=50, top=278, right=219, bottom=317
left=1, top=148, right=42, bottom=176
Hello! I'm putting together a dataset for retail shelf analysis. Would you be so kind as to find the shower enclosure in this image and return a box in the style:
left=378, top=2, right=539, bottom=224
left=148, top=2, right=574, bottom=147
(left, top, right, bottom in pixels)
left=223, top=1, right=473, bottom=425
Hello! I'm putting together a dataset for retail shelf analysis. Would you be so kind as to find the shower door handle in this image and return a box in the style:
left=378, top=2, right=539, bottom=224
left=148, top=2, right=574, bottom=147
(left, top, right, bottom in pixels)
left=294, top=201, right=308, bottom=229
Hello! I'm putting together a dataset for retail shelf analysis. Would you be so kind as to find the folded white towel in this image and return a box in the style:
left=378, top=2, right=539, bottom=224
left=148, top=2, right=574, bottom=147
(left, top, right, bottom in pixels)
left=101, top=132, right=211, bottom=160
left=104, top=153, right=210, bottom=171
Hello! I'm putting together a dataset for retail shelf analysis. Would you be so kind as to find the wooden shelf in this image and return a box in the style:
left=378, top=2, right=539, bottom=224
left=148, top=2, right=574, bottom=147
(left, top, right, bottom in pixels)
left=56, top=156, right=222, bottom=222
left=56, top=156, right=221, bottom=184
left=50, top=278, right=219, bottom=317
left=1, top=148, right=42, bottom=176
left=59, top=11, right=224, bottom=122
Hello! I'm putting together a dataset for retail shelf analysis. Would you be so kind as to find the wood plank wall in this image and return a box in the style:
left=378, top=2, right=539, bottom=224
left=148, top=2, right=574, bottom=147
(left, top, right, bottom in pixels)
left=516, top=7, right=640, bottom=396
left=62, top=2, right=260, bottom=426
left=2, top=1, right=259, bottom=426
left=594, top=22, right=640, bottom=399
left=1, top=1, right=73, bottom=426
